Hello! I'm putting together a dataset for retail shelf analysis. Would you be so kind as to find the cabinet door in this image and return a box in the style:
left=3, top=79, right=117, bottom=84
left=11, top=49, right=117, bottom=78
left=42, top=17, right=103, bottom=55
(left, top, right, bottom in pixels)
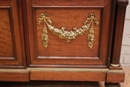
left=0, top=0, right=25, bottom=68
left=26, top=0, right=112, bottom=68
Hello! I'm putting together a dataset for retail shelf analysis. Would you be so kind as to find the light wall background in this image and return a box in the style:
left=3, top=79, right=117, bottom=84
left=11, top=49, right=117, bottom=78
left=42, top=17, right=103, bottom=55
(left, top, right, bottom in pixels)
left=120, top=0, right=130, bottom=66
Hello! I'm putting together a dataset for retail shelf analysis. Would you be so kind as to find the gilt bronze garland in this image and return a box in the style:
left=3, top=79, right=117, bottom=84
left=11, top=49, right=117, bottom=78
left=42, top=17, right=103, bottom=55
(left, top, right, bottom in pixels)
left=38, top=13, right=99, bottom=49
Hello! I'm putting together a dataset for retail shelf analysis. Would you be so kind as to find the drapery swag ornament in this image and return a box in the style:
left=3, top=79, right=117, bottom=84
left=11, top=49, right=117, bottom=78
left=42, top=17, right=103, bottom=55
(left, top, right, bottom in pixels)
left=38, top=13, right=99, bottom=49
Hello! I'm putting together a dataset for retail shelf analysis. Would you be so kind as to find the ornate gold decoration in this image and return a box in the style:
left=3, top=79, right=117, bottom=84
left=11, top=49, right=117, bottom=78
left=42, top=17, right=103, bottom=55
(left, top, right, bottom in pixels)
left=38, top=13, right=99, bottom=48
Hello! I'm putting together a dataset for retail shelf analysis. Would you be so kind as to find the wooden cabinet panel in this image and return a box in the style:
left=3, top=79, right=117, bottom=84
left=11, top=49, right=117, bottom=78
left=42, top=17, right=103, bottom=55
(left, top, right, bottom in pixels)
left=0, top=0, right=128, bottom=85
left=36, top=9, right=100, bottom=57
left=25, top=0, right=112, bottom=67
left=0, top=0, right=25, bottom=68
left=0, top=9, right=14, bottom=57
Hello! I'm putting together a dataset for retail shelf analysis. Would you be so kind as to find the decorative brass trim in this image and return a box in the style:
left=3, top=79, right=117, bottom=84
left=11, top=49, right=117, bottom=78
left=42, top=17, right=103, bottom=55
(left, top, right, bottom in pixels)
left=110, top=64, right=120, bottom=67
left=38, top=13, right=99, bottom=48
left=0, top=69, right=28, bottom=73
left=27, top=68, right=108, bottom=72
left=108, top=70, right=124, bottom=73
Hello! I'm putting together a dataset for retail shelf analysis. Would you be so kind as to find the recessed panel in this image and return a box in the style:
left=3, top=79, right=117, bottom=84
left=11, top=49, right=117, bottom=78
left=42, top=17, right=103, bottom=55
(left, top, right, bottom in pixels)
left=36, top=8, right=100, bottom=57
left=0, top=0, right=25, bottom=68
left=26, top=0, right=111, bottom=66
left=0, top=9, right=14, bottom=57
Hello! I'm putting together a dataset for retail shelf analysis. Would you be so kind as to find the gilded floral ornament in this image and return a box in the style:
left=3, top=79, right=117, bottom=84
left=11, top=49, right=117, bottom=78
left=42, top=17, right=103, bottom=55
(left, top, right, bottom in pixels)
left=38, top=13, right=99, bottom=49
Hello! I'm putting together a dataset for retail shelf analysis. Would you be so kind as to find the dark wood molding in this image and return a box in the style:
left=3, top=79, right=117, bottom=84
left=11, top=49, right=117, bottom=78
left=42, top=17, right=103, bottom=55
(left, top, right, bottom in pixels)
left=111, top=0, right=128, bottom=64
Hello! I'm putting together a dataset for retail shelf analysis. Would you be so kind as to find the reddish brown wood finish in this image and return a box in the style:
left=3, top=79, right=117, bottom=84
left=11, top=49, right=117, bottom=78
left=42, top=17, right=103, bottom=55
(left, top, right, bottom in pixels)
left=0, top=0, right=26, bottom=68
left=0, top=69, right=29, bottom=82
left=0, top=0, right=128, bottom=85
left=25, top=0, right=112, bottom=67
left=29, top=68, right=107, bottom=81
left=36, top=9, right=100, bottom=57
left=106, top=69, right=125, bottom=83
left=30, top=71, right=106, bottom=81
left=0, top=8, right=14, bottom=57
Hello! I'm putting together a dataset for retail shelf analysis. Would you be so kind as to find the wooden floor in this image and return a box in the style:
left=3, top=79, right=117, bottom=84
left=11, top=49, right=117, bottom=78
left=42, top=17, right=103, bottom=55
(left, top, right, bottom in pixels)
left=0, top=67, right=129, bottom=87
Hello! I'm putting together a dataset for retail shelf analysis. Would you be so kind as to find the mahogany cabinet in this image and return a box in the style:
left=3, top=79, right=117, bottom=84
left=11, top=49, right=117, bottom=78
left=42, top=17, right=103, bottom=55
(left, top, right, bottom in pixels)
left=0, top=0, right=128, bottom=86
left=0, top=0, right=25, bottom=68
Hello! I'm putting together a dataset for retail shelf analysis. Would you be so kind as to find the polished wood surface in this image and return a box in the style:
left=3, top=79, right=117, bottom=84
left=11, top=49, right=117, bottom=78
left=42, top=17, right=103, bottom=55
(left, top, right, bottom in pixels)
left=25, top=0, right=112, bottom=67
left=29, top=68, right=107, bottom=81
left=0, top=0, right=128, bottom=86
left=36, top=9, right=100, bottom=57
left=0, top=0, right=25, bottom=68
left=0, top=9, right=14, bottom=57
left=0, top=69, right=29, bottom=82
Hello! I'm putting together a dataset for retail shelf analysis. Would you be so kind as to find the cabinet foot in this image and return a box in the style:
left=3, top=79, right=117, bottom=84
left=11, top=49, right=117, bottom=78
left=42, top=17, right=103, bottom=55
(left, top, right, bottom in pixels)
left=105, top=82, right=120, bottom=87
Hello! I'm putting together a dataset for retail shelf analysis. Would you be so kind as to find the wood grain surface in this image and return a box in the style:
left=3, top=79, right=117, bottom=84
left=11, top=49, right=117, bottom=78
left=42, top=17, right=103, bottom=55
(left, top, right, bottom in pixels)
left=25, top=0, right=112, bottom=66
left=0, top=9, right=14, bottom=57
left=36, top=8, right=100, bottom=57
left=0, top=0, right=26, bottom=68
